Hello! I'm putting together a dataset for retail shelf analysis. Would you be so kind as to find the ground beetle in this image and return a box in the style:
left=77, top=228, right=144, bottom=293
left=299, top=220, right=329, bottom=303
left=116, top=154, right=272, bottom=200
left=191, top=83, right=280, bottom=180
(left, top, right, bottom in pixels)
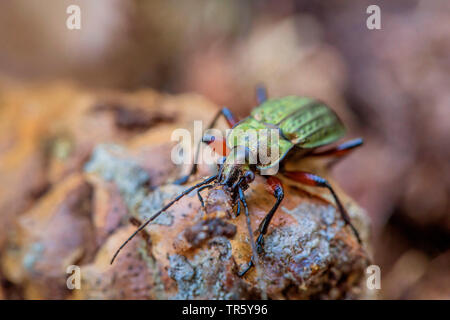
left=111, top=86, right=363, bottom=277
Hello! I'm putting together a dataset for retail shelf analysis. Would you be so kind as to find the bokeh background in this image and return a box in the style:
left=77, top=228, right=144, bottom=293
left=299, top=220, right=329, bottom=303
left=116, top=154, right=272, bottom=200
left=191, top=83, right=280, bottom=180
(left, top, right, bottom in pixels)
left=0, top=0, right=448, bottom=299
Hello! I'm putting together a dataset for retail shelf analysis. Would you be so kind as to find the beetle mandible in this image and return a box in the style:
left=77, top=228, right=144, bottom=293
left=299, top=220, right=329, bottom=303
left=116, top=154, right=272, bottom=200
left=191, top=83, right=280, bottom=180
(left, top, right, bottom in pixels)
left=111, top=86, right=363, bottom=277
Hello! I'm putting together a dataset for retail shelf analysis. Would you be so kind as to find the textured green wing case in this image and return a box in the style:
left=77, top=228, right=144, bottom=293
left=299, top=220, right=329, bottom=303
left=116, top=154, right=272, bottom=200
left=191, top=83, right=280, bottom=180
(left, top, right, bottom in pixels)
left=251, top=96, right=346, bottom=149
left=227, top=96, right=345, bottom=169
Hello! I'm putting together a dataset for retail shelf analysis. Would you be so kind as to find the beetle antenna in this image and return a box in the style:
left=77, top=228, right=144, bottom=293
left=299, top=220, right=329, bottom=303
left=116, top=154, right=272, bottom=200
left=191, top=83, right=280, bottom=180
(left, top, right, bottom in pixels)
left=110, top=174, right=218, bottom=264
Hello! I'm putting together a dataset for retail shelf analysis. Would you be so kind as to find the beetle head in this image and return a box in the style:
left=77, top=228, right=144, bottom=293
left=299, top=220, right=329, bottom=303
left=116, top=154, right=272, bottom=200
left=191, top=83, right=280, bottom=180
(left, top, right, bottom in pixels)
left=219, top=146, right=255, bottom=191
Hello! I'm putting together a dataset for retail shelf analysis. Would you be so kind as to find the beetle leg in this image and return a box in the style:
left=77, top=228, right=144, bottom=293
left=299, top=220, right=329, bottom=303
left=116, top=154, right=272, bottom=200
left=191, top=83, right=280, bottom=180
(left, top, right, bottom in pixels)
left=238, top=260, right=254, bottom=277
left=237, top=187, right=260, bottom=278
left=283, top=171, right=362, bottom=244
left=174, top=107, right=238, bottom=185
left=255, top=177, right=284, bottom=253
left=256, top=84, right=268, bottom=104
left=235, top=198, right=241, bottom=217
left=238, top=177, right=284, bottom=277
left=308, top=138, right=363, bottom=167
left=203, top=135, right=229, bottom=158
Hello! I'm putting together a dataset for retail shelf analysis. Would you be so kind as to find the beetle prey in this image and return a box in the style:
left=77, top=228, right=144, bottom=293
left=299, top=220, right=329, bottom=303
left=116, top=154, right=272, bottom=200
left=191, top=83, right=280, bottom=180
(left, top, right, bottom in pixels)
left=111, top=86, right=363, bottom=277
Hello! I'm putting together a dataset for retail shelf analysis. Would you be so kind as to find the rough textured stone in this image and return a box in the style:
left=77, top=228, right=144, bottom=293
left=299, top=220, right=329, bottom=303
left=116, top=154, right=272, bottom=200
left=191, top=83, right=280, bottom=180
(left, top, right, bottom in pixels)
left=0, top=83, right=371, bottom=299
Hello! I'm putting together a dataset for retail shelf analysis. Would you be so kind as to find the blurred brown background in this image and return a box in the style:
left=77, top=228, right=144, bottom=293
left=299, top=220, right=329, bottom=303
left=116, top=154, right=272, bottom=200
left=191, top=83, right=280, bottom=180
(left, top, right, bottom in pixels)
left=0, top=0, right=448, bottom=299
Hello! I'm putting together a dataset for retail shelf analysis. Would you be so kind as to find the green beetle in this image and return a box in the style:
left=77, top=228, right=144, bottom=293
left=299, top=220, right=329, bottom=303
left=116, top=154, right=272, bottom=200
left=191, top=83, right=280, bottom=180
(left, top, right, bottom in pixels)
left=111, top=86, right=363, bottom=277
left=222, top=95, right=346, bottom=181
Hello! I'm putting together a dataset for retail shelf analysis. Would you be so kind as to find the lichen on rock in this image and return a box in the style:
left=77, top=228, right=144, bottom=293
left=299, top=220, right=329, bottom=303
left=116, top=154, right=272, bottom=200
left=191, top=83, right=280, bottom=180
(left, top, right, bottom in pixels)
left=168, top=237, right=243, bottom=300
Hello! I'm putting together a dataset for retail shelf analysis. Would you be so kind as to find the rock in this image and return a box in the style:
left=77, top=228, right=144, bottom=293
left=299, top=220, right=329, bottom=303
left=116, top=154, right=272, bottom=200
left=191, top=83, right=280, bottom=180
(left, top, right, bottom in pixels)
left=1, top=174, right=96, bottom=299
left=74, top=145, right=371, bottom=299
left=0, top=83, right=371, bottom=299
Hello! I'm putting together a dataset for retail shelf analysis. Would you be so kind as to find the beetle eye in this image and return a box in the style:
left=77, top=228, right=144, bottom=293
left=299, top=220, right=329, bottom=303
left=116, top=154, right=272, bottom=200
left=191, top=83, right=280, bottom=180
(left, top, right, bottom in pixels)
left=244, top=171, right=255, bottom=183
